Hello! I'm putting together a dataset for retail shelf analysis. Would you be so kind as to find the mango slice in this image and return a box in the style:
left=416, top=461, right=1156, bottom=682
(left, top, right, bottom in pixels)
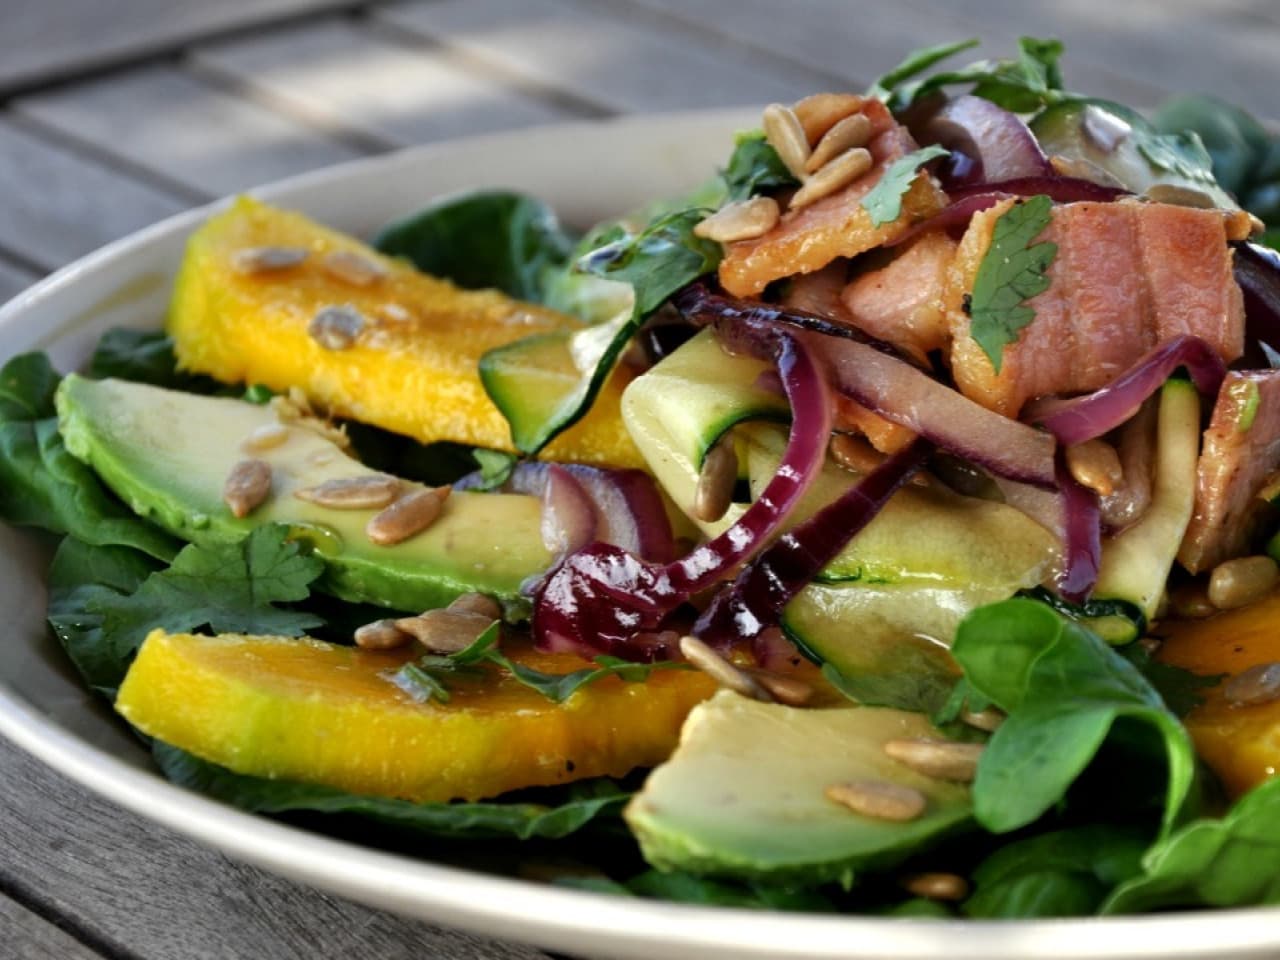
left=1158, top=591, right=1280, bottom=797
left=117, top=629, right=715, bottom=802
left=168, top=196, right=643, bottom=467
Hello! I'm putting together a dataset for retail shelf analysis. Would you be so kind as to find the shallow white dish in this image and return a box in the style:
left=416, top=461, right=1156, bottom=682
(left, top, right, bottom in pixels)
left=1, top=110, right=1279, bottom=960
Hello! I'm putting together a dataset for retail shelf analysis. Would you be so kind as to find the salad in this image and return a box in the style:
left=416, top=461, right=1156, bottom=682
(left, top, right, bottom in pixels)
left=6, top=36, right=1280, bottom=920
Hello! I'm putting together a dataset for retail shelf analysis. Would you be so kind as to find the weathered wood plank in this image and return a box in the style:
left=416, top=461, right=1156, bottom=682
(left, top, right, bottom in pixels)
left=0, top=896, right=103, bottom=960
left=15, top=64, right=367, bottom=199
left=191, top=18, right=580, bottom=150
left=0, top=0, right=366, bottom=93
left=0, top=116, right=188, bottom=272
left=375, top=0, right=827, bottom=113
left=0, top=258, right=40, bottom=306
left=613, top=0, right=1165, bottom=111
left=0, top=737, right=553, bottom=960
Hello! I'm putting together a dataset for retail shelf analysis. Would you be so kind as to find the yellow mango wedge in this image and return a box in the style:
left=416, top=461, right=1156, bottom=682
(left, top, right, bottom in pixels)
left=168, top=196, right=644, bottom=467
left=117, top=629, right=715, bottom=802
left=1158, top=590, right=1280, bottom=797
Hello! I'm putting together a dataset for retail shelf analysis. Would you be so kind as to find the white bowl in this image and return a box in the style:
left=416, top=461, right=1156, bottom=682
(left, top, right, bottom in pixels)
left=2, top=110, right=1278, bottom=960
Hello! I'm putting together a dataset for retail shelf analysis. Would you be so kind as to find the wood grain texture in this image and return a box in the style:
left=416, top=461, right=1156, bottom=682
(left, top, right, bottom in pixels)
left=0, top=897, right=102, bottom=960
left=0, top=737, right=554, bottom=960
left=192, top=18, right=580, bottom=150
left=0, top=117, right=188, bottom=272
left=375, top=0, right=828, bottom=113
left=0, top=0, right=365, bottom=93
left=15, top=64, right=366, bottom=199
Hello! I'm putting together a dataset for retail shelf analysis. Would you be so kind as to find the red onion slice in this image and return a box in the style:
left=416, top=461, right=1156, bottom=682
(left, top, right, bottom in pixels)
left=1056, top=453, right=1102, bottom=603
left=540, top=465, right=597, bottom=556
left=1235, top=242, right=1280, bottom=366
left=1028, top=335, right=1226, bottom=445
left=674, top=283, right=1057, bottom=487
left=695, top=438, right=932, bottom=649
left=917, top=95, right=1051, bottom=187
left=532, top=332, right=833, bottom=659
left=948, top=177, right=1128, bottom=203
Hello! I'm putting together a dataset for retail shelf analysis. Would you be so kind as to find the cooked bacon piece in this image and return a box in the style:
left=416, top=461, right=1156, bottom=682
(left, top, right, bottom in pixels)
left=718, top=98, right=948, bottom=297
left=781, top=266, right=917, bottom=453
left=946, top=199, right=1245, bottom=417
left=841, top=232, right=956, bottom=365
left=1179, top=371, right=1280, bottom=573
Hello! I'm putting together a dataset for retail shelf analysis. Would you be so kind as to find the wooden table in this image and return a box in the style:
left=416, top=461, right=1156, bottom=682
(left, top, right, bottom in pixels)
left=1, top=2, right=1274, bottom=957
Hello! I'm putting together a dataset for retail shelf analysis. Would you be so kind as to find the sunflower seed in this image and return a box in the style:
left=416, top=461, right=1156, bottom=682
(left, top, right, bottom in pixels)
left=693, top=197, right=780, bottom=244
left=1208, top=555, right=1279, bottom=610
left=825, top=780, right=926, bottom=822
left=353, top=618, right=413, bottom=650
left=900, top=872, right=969, bottom=901
left=692, top=435, right=738, bottom=523
left=240, top=422, right=290, bottom=453
left=1224, top=661, right=1280, bottom=707
left=309, top=305, right=365, bottom=350
left=395, top=608, right=495, bottom=654
left=295, top=474, right=401, bottom=510
left=762, top=103, right=812, bottom=179
left=960, top=707, right=1005, bottom=733
left=366, top=486, right=449, bottom=546
left=448, top=592, right=503, bottom=619
left=1066, top=438, right=1124, bottom=497
left=747, top=669, right=814, bottom=707
left=790, top=147, right=873, bottom=209
left=679, top=635, right=771, bottom=701
left=230, top=246, right=307, bottom=275
left=1169, top=582, right=1216, bottom=619
left=883, top=737, right=984, bottom=782
left=223, top=459, right=272, bottom=518
left=321, top=250, right=387, bottom=287
left=805, top=112, right=872, bottom=173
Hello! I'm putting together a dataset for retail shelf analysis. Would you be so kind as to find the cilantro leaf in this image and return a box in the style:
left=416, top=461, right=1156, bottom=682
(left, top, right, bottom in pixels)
left=868, top=38, right=980, bottom=101
left=885, top=37, right=1068, bottom=114
left=861, top=145, right=949, bottom=227
left=968, top=195, right=1058, bottom=373
left=88, top=525, right=325, bottom=665
left=471, top=448, right=517, bottom=491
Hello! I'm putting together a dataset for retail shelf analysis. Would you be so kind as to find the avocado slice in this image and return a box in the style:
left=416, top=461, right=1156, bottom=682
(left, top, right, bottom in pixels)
left=625, top=691, right=973, bottom=885
left=56, top=375, right=553, bottom=613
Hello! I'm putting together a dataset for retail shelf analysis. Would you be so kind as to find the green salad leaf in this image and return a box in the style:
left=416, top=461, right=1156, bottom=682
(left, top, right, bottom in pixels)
left=86, top=524, right=325, bottom=670
left=879, top=37, right=1068, bottom=114
left=88, top=328, right=227, bottom=395
left=721, top=131, right=799, bottom=202
left=0, top=353, right=178, bottom=560
left=153, top=742, right=629, bottom=840
left=952, top=598, right=1196, bottom=835
left=868, top=38, right=980, bottom=101
left=861, top=144, right=949, bottom=227
left=966, top=195, right=1057, bottom=373
left=374, top=190, right=575, bottom=301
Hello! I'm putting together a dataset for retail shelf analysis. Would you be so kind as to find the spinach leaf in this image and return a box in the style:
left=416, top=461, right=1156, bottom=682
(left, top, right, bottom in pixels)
left=1118, top=644, right=1223, bottom=719
left=966, top=195, right=1057, bottom=373
left=0, top=353, right=178, bottom=560
left=721, top=132, right=799, bottom=202
left=153, top=741, right=628, bottom=840
left=861, top=145, right=949, bottom=227
left=88, top=328, right=227, bottom=394
left=374, top=190, right=575, bottom=301
left=963, top=825, right=1147, bottom=918
left=951, top=598, right=1196, bottom=835
left=46, top=537, right=164, bottom=696
left=87, top=524, right=325, bottom=669
left=1104, top=778, right=1280, bottom=913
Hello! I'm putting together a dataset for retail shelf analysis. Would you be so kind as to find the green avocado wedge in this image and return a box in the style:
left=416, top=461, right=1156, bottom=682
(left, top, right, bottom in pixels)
left=625, top=691, right=973, bottom=885
left=55, top=376, right=553, bottom=614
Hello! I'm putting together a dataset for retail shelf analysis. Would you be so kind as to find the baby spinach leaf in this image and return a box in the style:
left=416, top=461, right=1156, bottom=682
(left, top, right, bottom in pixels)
left=721, top=132, right=798, bottom=202
left=0, top=353, right=178, bottom=560
left=87, top=524, right=325, bottom=667
left=967, top=195, right=1057, bottom=373
left=861, top=145, right=950, bottom=227
left=1117, top=644, right=1223, bottom=719
left=88, top=328, right=227, bottom=394
left=374, top=190, right=575, bottom=302
left=963, top=825, right=1147, bottom=918
left=152, top=741, right=629, bottom=840
left=1103, top=778, right=1280, bottom=914
left=952, top=598, right=1196, bottom=835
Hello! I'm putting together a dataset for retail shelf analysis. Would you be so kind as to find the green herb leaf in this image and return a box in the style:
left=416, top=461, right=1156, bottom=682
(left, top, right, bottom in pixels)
left=952, top=598, right=1196, bottom=835
left=87, top=525, right=325, bottom=667
left=390, top=662, right=453, bottom=704
left=374, top=190, right=575, bottom=301
left=1117, top=644, right=1223, bottom=719
left=1103, top=777, right=1280, bottom=913
left=868, top=38, right=980, bottom=100
left=721, top=132, right=799, bottom=202
left=153, top=741, right=629, bottom=840
left=967, top=195, right=1058, bottom=373
left=861, top=145, right=949, bottom=227
left=471, top=448, right=518, bottom=491
left=500, top=654, right=690, bottom=705
left=88, top=328, right=227, bottom=394
left=964, top=825, right=1148, bottom=918
left=0, top=353, right=178, bottom=560
left=886, top=37, right=1067, bottom=114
